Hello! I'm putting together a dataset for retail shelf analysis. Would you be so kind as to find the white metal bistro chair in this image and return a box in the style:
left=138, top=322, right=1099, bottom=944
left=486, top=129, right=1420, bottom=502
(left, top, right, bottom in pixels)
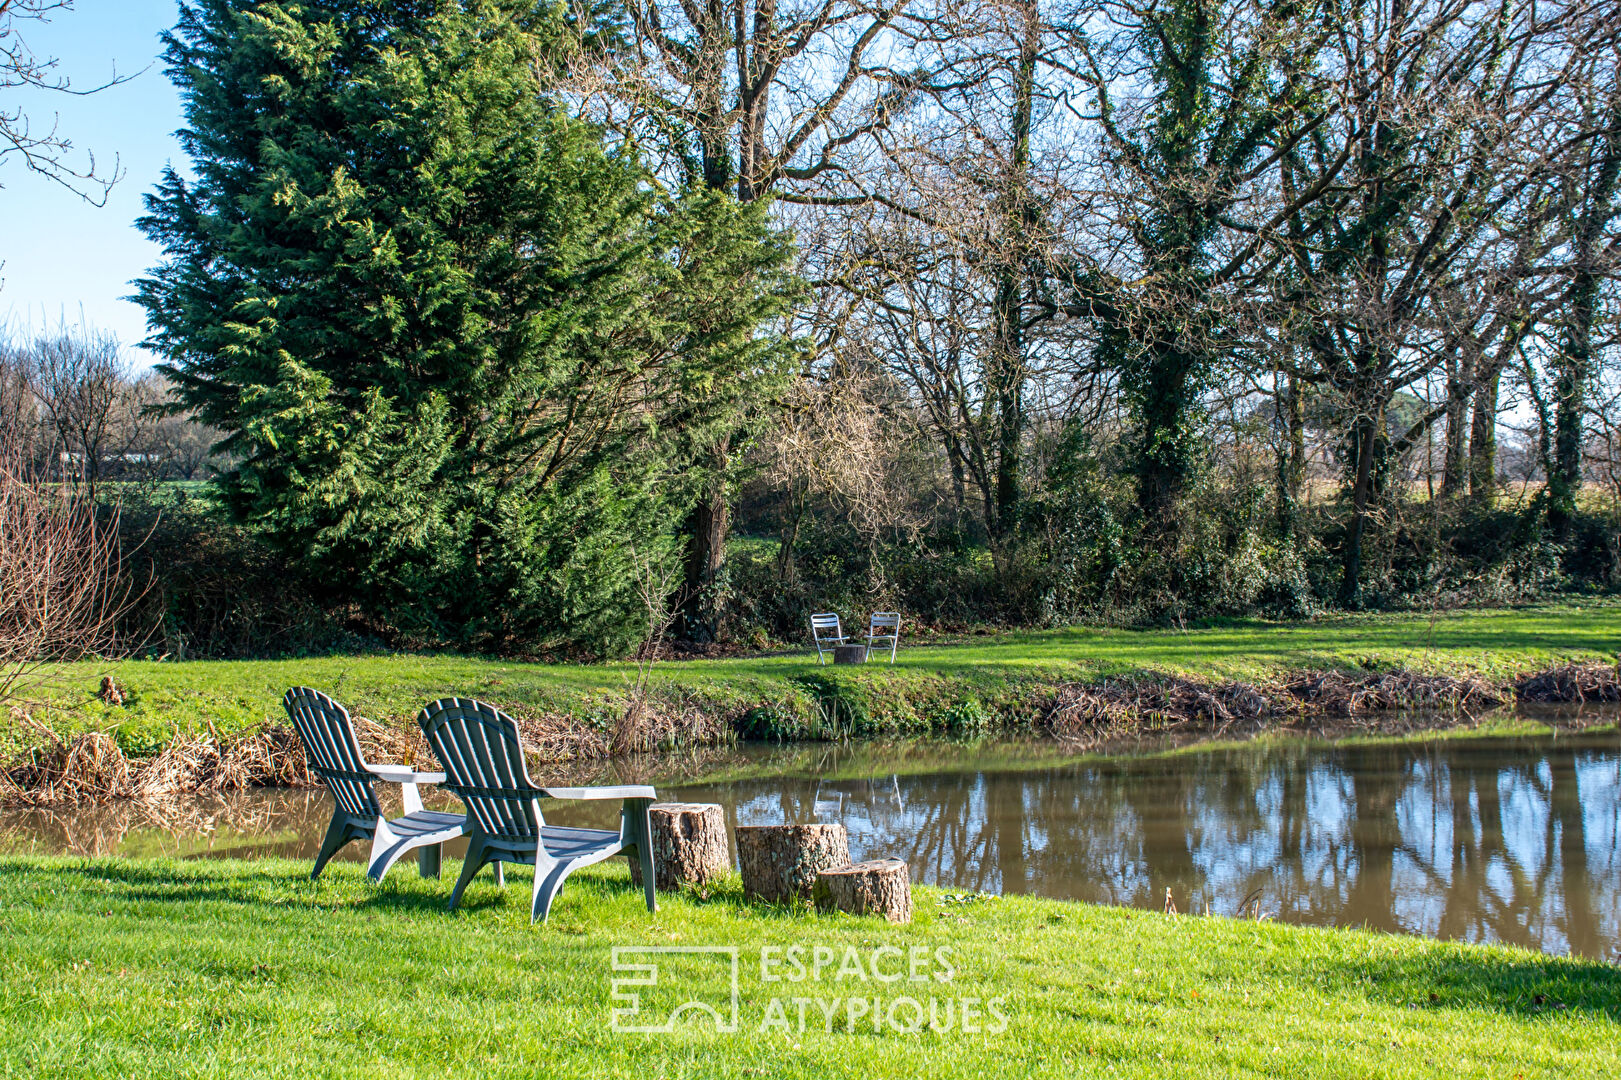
left=866, top=612, right=901, bottom=664
left=810, top=612, right=848, bottom=665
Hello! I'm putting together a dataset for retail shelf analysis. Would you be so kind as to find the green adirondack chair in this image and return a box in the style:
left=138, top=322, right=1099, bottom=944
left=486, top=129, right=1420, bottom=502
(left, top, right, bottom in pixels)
left=283, top=687, right=467, bottom=881
left=417, top=697, right=657, bottom=923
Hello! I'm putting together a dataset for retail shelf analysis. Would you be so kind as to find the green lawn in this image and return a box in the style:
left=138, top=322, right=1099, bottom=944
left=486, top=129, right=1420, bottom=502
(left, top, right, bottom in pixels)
left=28, top=602, right=1621, bottom=752
left=0, top=856, right=1614, bottom=1078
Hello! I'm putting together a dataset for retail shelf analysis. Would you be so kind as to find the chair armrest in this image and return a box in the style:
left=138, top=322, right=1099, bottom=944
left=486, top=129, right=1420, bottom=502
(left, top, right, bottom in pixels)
left=367, top=765, right=446, bottom=785
left=537, top=785, right=657, bottom=801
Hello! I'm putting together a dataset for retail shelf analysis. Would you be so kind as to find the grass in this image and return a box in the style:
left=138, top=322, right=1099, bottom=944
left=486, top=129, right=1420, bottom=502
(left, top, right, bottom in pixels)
left=25, top=601, right=1621, bottom=754
left=0, top=855, right=1615, bottom=1078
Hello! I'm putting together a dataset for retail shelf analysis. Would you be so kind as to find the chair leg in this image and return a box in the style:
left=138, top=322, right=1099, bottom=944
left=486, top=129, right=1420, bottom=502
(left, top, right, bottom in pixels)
left=418, top=843, right=442, bottom=879
left=312, top=813, right=361, bottom=880
left=448, top=836, right=490, bottom=912
left=365, top=819, right=408, bottom=883
left=623, top=799, right=658, bottom=913
left=491, top=861, right=506, bottom=888
left=530, top=849, right=570, bottom=924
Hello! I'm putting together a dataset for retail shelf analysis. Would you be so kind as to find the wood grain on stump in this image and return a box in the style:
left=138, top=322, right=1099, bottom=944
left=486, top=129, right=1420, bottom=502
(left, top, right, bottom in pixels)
left=736, top=823, right=850, bottom=903
left=629, top=803, right=731, bottom=891
left=813, top=858, right=912, bottom=924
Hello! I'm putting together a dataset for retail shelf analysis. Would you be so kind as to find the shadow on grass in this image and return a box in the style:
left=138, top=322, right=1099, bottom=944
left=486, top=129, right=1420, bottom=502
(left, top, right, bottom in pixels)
left=1266, top=937, right=1621, bottom=1022
left=12, top=856, right=1621, bottom=1024
left=9, top=855, right=687, bottom=920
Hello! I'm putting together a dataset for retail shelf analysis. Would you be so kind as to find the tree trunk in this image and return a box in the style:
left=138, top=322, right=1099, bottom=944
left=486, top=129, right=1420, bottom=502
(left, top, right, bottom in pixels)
left=629, top=803, right=732, bottom=891
left=1135, top=346, right=1201, bottom=532
left=1550, top=272, right=1596, bottom=539
left=1340, top=403, right=1381, bottom=608
left=676, top=3, right=746, bottom=638
left=813, top=858, right=912, bottom=923
left=945, top=438, right=969, bottom=537
left=987, top=0, right=1040, bottom=539
left=736, top=823, right=850, bottom=903
left=679, top=439, right=730, bottom=643
left=1276, top=371, right=1305, bottom=536
left=1469, top=362, right=1500, bottom=506
left=1440, top=356, right=1470, bottom=498
left=1549, top=93, right=1621, bottom=538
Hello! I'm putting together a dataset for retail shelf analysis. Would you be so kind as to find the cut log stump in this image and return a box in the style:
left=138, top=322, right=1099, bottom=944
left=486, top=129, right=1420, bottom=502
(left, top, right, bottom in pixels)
left=736, top=823, right=850, bottom=903
left=813, top=858, right=912, bottom=924
left=629, top=802, right=731, bottom=891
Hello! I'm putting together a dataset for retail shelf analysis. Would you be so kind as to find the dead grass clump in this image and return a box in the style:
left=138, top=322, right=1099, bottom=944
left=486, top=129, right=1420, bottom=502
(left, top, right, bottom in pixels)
left=1, top=722, right=321, bottom=807
left=1044, top=667, right=1511, bottom=741
left=1045, top=684, right=1138, bottom=737
left=504, top=694, right=730, bottom=764
left=502, top=706, right=611, bottom=762
left=352, top=716, right=427, bottom=773
left=133, top=736, right=219, bottom=798
left=58, top=731, right=133, bottom=798
left=1283, top=670, right=1503, bottom=715
left=1515, top=663, right=1621, bottom=703
left=611, top=694, right=730, bottom=756
left=217, top=724, right=311, bottom=790
left=1045, top=676, right=1273, bottom=741
left=1, top=730, right=135, bottom=805
left=0, top=698, right=736, bottom=804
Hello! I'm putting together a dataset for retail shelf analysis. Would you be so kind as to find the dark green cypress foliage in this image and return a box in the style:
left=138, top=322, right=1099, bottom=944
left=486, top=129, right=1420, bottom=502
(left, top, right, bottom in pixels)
left=135, top=0, right=797, bottom=654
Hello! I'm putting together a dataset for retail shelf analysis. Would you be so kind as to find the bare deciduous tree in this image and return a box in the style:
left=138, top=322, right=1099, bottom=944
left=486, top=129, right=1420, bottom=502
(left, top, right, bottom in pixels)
left=762, top=369, right=928, bottom=588
left=572, top=0, right=941, bottom=637
left=0, top=0, right=127, bottom=203
left=20, top=325, right=128, bottom=499
left=0, top=429, right=130, bottom=710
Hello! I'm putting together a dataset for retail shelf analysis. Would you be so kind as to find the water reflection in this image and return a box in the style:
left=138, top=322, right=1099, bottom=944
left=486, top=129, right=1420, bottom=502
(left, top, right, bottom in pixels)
left=3, top=731, right=1618, bottom=959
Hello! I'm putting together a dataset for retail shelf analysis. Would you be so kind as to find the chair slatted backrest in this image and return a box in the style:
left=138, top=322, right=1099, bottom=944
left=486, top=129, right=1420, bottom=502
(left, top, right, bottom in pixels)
left=869, top=612, right=900, bottom=636
left=417, top=698, right=543, bottom=840
left=283, top=687, right=381, bottom=819
left=810, top=613, right=843, bottom=640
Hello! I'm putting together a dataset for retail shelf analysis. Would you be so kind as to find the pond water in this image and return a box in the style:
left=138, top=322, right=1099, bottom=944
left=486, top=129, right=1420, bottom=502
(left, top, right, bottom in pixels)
left=4, top=720, right=1619, bottom=960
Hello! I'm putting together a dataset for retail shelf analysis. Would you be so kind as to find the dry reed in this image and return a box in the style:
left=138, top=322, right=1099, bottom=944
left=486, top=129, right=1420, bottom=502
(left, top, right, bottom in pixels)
left=1044, top=667, right=1506, bottom=742
left=3, top=661, right=1611, bottom=803
left=1514, top=662, right=1621, bottom=703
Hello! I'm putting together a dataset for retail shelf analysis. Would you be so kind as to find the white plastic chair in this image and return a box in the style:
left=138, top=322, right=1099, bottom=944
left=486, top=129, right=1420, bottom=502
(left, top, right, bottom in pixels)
left=866, top=612, right=900, bottom=663
left=417, top=697, right=658, bottom=923
left=283, top=687, right=466, bottom=882
left=810, top=612, right=847, bottom=664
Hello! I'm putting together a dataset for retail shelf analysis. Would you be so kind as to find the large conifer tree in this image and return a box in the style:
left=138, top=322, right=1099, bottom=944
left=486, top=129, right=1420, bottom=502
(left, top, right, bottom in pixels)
left=135, top=0, right=796, bottom=654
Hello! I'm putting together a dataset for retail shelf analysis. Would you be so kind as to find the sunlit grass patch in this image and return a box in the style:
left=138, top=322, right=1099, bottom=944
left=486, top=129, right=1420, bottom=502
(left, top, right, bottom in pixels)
left=0, top=855, right=1616, bottom=1078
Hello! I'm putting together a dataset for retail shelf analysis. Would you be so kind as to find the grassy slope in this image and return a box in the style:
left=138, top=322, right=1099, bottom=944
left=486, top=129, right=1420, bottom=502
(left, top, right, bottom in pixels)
left=18, top=601, right=1620, bottom=748
left=0, top=856, right=1614, bottom=1079
left=32, top=602, right=1621, bottom=749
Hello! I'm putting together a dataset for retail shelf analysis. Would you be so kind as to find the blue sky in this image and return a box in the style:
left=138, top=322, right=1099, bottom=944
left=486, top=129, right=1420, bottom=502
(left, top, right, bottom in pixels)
left=1, top=1, right=185, bottom=366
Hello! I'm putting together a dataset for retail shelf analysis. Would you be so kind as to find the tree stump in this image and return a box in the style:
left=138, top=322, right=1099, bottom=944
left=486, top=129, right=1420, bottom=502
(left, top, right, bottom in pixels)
left=736, top=823, right=850, bottom=903
left=814, top=858, right=912, bottom=924
left=832, top=644, right=868, bottom=665
left=629, top=803, right=731, bottom=892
